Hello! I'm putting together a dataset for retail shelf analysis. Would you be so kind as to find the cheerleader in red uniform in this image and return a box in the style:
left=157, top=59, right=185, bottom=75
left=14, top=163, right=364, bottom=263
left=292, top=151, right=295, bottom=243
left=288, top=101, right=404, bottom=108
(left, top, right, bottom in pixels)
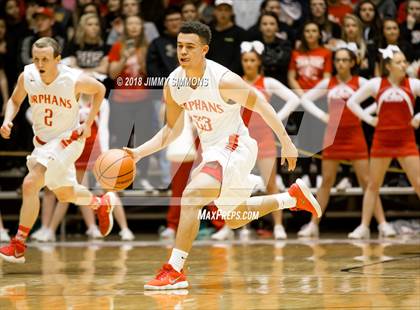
left=298, top=43, right=395, bottom=237
left=347, top=45, right=420, bottom=239
left=211, top=41, right=300, bottom=240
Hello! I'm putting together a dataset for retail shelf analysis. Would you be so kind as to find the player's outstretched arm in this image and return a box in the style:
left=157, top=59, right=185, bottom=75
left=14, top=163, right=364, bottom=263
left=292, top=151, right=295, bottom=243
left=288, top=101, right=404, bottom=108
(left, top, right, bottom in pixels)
left=219, top=71, right=298, bottom=171
left=75, top=74, right=106, bottom=139
left=124, top=83, right=185, bottom=163
left=0, top=73, right=27, bottom=139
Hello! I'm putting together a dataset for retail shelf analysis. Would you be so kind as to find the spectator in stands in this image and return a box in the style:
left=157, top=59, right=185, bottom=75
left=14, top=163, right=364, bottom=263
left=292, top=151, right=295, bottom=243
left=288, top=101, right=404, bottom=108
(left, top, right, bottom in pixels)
left=1, top=0, right=29, bottom=85
left=288, top=22, right=332, bottom=99
left=248, top=0, right=295, bottom=45
left=375, top=18, right=414, bottom=75
left=397, top=0, right=410, bottom=24
left=121, top=0, right=159, bottom=43
left=309, top=0, right=341, bottom=47
left=79, top=2, right=101, bottom=17
left=257, top=12, right=292, bottom=85
left=0, top=18, right=9, bottom=117
left=1, top=0, right=27, bottom=39
left=339, top=14, right=375, bottom=78
left=288, top=21, right=333, bottom=187
left=327, top=0, right=353, bottom=24
left=372, top=0, right=397, bottom=19
left=103, top=0, right=121, bottom=33
left=146, top=7, right=181, bottom=82
left=231, top=0, right=263, bottom=30
left=25, top=1, right=40, bottom=33
left=106, top=0, right=160, bottom=47
left=44, top=0, right=73, bottom=40
left=73, top=0, right=95, bottom=26
left=355, top=0, right=382, bottom=47
left=278, top=0, right=309, bottom=33
left=108, top=15, right=155, bottom=190
left=66, top=13, right=109, bottom=74
left=206, top=0, right=247, bottom=75
left=400, top=0, right=420, bottom=61
left=19, top=7, right=67, bottom=70
left=181, top=1, right=200, bottom=22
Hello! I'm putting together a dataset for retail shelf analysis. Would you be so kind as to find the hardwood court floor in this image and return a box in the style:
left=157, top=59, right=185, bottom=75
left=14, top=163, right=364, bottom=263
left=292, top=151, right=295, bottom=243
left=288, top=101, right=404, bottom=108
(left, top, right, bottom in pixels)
left=0, top=237, right=419, bottom=309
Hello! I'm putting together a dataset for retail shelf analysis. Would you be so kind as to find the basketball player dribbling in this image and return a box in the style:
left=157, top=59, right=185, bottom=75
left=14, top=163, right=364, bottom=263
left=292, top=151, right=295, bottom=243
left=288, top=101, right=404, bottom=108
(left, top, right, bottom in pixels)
left=0, top=37, right=117, bottom=263
left=124, top=21, right=322, bottom=290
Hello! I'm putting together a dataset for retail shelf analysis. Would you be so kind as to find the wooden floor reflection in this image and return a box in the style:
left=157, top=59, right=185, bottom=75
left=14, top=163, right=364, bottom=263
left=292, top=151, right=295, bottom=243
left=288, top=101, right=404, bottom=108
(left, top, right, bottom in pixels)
left=0, top=237, right=419, bottom=309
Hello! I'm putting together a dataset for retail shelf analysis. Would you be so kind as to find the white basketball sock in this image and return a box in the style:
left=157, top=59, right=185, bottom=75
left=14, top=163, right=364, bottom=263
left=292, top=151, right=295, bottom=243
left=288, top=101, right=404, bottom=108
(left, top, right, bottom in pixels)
left=168, top=248, right=189, bottom=272
left=275, top=193, right=297, bottom=210
left=245, top=193, right=296, bottom=210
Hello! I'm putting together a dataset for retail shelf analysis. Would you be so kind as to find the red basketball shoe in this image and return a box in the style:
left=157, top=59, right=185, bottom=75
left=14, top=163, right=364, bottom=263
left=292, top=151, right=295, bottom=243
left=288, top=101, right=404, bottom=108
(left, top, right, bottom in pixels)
left=288, top=178, right=322, bottom=218
left=0, top=238, right=26, bottom=263
left=144, top=264, right=189, bottom=290
left=96, top=192, right=117, bottom=236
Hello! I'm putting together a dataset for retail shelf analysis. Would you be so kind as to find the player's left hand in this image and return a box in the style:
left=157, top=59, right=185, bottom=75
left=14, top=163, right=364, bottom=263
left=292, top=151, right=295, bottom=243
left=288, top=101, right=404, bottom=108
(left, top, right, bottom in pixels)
left=411, top=117, right=420, bottom=129
left=280, top=139, right=298, bottom=171
left=77, top=123, right=91, bottom=139
left=123, top=147, right=142, bottom=163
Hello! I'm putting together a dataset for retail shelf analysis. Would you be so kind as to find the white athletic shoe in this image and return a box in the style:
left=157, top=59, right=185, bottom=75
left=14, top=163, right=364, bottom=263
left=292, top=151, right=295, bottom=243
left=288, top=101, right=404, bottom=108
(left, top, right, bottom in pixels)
left=239, top=227, right=251, bottom=241
left=273, top=224, right=287, bottom=240
left=276, top=175, right=286, bottom=191
left=31, top=227, right=47, bottom=240
left=316, top=175, right=323, bottom=188
left=119, top=228, right=135, bottom=241
left=301, top=174, right=312, bottom=188
left=249, top=174, right=266, bottom=194
left=37, top=228, right=56, bottom=242
left=297, top=222, right=319, bottom=238
left=348, top=224, right=370, bottom=239
left=336, top=177, right=352, bottom=191
left=159, top=227, right=176, bottom=240
left=378, top=222, right=397, bottom=238
left=211, top=225, right=234, bottom=241
left=139, top=179, right=154, bottom=191
left=86, top=225, right=103, bottom=239
left=0, top=229, right=10, bottom=242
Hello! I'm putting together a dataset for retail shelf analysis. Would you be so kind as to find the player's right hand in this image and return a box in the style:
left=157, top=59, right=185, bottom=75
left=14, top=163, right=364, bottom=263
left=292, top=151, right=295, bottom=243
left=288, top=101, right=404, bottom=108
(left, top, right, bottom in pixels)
left=280, top=140, right=298, bottom=171
left=123, top=147, right=142, bottom=163
left=0, top=121, right=13, bottom=139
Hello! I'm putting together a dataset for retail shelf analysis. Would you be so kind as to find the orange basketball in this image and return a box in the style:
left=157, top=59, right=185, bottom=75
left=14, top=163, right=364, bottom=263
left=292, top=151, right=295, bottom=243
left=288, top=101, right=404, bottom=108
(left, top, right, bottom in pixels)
left=93, top=149, right=136, bottom=191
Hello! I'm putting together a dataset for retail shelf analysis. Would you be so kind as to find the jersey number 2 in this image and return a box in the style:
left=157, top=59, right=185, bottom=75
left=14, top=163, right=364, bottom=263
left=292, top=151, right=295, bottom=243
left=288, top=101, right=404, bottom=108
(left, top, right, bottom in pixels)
left=44, top=108, right=53, bottom=126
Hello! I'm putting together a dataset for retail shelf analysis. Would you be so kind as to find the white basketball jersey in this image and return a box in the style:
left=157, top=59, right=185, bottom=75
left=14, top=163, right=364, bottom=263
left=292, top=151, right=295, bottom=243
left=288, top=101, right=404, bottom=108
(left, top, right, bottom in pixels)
left=168, top=59, right=249, bottom=149
left=23, top=64, right=81, bottom=142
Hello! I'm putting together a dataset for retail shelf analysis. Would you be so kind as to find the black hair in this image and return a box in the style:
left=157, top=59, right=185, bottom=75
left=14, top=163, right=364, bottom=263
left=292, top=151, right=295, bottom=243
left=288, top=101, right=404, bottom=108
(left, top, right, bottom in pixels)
left=260, top=0, right=280, bottom=12
left=355, top=0, right=381, bottom=42
left=164, top=6, right=182, bottom=19
left=299, top=21, right=323, bottom=52
left=379, top=18, right=401, bottom=48
left=257, top=11, right=281, bottom=32
left=179, top=21, right=211, bottom=44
